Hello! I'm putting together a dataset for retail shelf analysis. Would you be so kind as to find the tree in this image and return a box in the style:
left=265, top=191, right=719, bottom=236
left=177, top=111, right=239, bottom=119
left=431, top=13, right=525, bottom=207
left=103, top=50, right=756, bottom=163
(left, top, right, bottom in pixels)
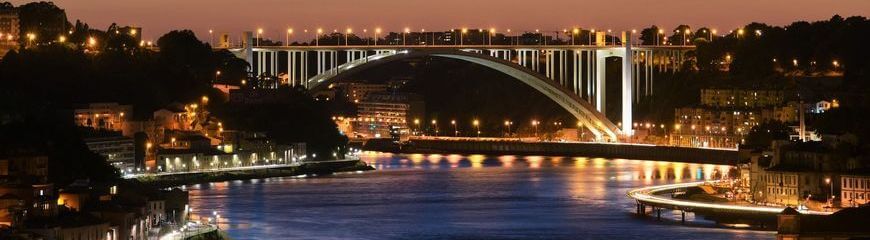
left=743, top=122, right=792, bottom=148
left=17, top=1, right=71, bottom=44
left=639, top=25, right=663, bottom=45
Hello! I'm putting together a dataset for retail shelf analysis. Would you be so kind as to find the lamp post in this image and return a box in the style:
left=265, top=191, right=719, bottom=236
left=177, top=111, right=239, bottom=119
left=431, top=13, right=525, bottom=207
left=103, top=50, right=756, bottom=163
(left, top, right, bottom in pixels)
left=460, top=28, right=467, bottom=46
left=588, top=29, right=594, bottom=45
left=489, top=28, right=495, bottom=45
left=375, top=28, right=381, bottom=46
left=403, top=27, right=409, bottom=45
left=657, top=29, right=663, bottom=45
left=345, top=28, right=352, bottom=46
left=473, top=119, right=480, bottom=137
left=504, top=120, right=513, bottom=137
left=413, top=118, right=420, bottom=136
left=571, top=28, right=579, bottom=45
left=432, top=120, right=438, bottom=136
left=825, top=177, right=833, bottom=207
left=451, top=120, right=457, bottom=137
left=256, top=28, right=263, bottom=46
left=532, top=120, right=539, bottom=138
left=316, top=28, right=323, bottom=46
left=208, top=29, right=214, bottom=46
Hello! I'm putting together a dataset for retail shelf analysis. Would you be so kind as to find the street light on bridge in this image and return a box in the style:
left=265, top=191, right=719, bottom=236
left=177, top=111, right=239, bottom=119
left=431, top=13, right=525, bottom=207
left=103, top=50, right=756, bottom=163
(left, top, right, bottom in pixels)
left=403, top=27, right=410, bottom=45
left=451, top=120, right=458, bottom=137
left=316, top=28, right=323, bottom=46
left=256, top=28, right=263, bottom=46
left=489, top=28, right=496, bottom=45
left=571, top=28, right=579, bottom=45
left=345, top=28, right=352, bottom=46
left=460, top=28, right=468, bottom=46
left=374, top=28, right=382, bottom=46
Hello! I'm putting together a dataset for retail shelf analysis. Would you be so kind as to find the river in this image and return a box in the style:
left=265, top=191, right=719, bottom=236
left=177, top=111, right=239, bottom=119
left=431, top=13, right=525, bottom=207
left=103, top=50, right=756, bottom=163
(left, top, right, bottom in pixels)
left=186, top=152, right=774, bottom=239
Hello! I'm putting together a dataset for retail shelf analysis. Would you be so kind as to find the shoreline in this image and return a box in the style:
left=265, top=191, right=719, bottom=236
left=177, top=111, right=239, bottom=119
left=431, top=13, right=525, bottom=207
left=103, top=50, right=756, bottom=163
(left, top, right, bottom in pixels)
left=134, top=159, right=374, bottom=188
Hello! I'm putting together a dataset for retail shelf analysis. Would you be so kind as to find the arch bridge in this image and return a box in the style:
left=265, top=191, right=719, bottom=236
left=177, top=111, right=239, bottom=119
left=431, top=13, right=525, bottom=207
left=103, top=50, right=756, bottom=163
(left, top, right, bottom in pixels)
left=226, top=33, right=693, bottom=142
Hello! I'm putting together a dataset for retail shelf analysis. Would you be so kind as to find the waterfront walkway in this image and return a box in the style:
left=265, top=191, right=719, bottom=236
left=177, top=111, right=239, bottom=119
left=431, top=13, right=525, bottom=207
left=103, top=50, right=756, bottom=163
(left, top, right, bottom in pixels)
left=124, top=157, right=362, bottom=179
left=627, top=181, right=832, bottom=220
left=158, top=222, right=218, bottom=240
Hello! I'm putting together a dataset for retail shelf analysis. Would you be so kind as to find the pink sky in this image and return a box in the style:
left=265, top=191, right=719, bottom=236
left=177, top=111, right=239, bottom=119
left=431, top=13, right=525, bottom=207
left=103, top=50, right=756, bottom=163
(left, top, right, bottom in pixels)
left=11, top=0, right=870, bottom=42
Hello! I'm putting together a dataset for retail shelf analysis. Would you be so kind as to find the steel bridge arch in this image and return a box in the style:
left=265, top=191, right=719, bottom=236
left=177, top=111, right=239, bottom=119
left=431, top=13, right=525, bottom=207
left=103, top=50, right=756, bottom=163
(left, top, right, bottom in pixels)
left=306, top=49, right=621, bottom=141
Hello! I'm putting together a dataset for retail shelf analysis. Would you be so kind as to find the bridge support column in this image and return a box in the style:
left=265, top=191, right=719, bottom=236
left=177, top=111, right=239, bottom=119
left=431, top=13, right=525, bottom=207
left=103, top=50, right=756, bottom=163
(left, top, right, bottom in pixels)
left=656, top=207, right=662, bottom=220
left=572, top=50, right=583, bottom=97
left=316, top=50, right=338, bottom=75
left=681, top=210, right=686, bottom=224
left=595, top=51, right=606, bottom=113
left=621, top=32, right=633, bottom=136
left=346, top=49, right=367, bottom=63
left=287, top=50, right=308, bottom=87
left=271, top=50, right=278, bottom=76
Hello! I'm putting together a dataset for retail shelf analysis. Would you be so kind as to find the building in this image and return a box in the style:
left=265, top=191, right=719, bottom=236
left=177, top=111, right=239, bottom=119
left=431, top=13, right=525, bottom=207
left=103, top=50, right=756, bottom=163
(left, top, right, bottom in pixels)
left=671, top=88, right=798, bottom=148
left=74, top=103, right=133, bottom=132
left=0, top=5, right=18, bottom=58
left=749, top=141, right=870, bottom=209
left=338, top=82, right=389, bottom=103
left=700, top=88, right=786, bottom=108
left=81, top=130, right=137, bottom=171
left=0, top=154, right=49, bottom=183
left=354, top=92, right=425, bottom=138
left=840, top=173, right=870, bottom=207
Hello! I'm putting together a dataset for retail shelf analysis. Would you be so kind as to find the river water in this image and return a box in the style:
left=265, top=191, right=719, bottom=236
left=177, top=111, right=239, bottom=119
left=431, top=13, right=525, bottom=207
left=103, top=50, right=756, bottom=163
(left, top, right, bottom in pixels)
left=186, top=152, right=773, bottom=239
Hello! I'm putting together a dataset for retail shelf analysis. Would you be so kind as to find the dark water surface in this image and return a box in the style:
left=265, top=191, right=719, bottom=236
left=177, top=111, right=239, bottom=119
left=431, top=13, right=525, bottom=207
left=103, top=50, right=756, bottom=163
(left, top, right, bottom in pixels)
left=186, top=152, right=773, bottom=239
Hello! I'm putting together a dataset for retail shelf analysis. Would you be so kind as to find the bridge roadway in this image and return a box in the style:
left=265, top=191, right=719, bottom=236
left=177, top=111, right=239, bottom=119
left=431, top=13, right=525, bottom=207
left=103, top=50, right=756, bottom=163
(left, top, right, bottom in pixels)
left=627, top=181, right=831, bottom=224
left=222, top=44, right=694, bottom=51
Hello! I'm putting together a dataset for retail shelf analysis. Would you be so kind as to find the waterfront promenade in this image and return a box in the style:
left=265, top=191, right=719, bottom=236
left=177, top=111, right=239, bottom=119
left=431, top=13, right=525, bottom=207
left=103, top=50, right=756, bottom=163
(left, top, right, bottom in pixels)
left=627, top=181, right=832, bottom=225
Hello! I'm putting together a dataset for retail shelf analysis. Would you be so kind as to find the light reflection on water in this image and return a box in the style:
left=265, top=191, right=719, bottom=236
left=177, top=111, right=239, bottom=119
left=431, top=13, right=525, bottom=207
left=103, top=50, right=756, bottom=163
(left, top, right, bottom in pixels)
left=186, top=152, right=772, bottom=240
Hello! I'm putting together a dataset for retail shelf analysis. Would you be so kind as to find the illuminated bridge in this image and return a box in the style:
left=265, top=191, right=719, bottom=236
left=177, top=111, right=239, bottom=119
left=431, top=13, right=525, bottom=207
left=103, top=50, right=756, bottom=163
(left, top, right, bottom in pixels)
left=224, top=32, right=693, bottom=142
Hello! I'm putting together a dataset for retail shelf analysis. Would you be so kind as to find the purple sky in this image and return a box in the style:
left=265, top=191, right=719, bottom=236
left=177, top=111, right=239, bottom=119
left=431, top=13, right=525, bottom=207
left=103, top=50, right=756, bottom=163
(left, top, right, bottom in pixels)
left=13, top=0, right=870, bottom=42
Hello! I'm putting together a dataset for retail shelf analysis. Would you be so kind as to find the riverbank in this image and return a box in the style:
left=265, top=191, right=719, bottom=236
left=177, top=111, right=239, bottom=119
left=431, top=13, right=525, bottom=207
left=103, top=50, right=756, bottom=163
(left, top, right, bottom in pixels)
left=365, top=138, right=738, bottom=165
left=135, top=159, right=373, bottom=188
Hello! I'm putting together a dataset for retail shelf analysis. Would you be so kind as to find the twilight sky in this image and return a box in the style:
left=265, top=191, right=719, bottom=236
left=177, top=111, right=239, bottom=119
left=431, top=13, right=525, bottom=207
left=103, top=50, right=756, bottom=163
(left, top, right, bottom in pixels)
left=12, top=0, right=870, bottom=42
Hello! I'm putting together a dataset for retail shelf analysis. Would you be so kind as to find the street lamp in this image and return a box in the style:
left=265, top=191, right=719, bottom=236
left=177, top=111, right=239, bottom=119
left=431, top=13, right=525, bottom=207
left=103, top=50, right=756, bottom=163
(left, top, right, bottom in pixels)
left=403, top=27, right=410, bottom=45
left=208, top=29, right=214, bottom=46
left=657, top=29, right=664, bottom=45
left=451, top=120, right=458, bottom=137
left=414, top=118, right=420, bottom=136
left=460, top=28, right=468, bottom=46
left=825, top=177, right=833, bottom=207
left=473, top=119, right=480, bottom=137
left=374, top=28, right=382, bottom=46
left=316, top=28, right=323, bottom=46
left=504, top=120, right=513, bottom=137
left=256, top=28, right=263, bottom=46
left=571, top=28, right=579, bottom=45
left=532, top=120, right=539, bottom=138
left=431, top=120, right=438, bottom=136
left=345, top=28, right=352, bottom=46
left=489, top=28, right=496, bottom=45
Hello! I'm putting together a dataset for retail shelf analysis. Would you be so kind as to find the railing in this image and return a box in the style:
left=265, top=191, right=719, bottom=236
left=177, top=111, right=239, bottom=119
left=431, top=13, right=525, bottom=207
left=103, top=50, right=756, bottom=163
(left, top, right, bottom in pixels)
left=627, top=181, right=833, bottom=215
